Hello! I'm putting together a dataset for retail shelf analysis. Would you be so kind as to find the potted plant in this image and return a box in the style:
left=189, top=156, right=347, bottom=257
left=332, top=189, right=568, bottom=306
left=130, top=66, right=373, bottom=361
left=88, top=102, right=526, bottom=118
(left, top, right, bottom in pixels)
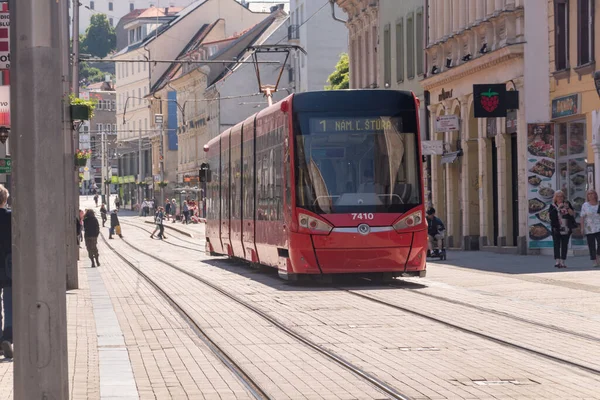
left=158, top=181, right=168, bottom=188
left=69, top=94, right=98, bottom=121
left=75, top=149, right=91, bottom=167
left=136, top=181, right=148, bottom=188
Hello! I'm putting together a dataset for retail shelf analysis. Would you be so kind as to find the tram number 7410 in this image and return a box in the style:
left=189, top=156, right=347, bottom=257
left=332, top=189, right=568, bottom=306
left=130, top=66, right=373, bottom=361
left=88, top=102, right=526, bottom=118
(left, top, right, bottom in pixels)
left=351, top=213, right=374, bottom=220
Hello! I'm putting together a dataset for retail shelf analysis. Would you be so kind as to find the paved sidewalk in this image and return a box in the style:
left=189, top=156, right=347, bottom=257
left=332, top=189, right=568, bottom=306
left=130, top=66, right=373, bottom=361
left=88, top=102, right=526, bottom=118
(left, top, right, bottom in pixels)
left=0, top=249, right=102, bottom=400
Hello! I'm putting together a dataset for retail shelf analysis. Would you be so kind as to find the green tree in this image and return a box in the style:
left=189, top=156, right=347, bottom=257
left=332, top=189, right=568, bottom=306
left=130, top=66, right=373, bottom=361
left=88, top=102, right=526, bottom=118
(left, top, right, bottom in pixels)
left=80, top=14, right=116, bottom=58
left=325, top=53, right=349, bottom=90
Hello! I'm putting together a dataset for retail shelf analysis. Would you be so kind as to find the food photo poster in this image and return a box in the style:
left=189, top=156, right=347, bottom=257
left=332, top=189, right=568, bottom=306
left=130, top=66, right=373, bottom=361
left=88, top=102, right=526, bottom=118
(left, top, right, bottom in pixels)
left=527, top=123, right=556, bottom=249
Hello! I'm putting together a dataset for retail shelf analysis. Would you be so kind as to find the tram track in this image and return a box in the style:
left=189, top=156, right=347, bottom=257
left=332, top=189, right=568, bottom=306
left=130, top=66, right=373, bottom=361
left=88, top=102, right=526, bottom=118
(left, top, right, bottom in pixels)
left=117, top=217, right=600, bottom=377
left=107, top=230, right=414, bottom=400
left=99, top=232, right=271, bottom=400
left=121, top=218, right=600, bottom=346
left=117, top=220, right=205, bottom=252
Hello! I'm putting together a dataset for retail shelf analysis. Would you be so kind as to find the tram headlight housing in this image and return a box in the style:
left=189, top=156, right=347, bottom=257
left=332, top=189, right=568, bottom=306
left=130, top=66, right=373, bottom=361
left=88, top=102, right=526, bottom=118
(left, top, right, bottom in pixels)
left=393, top=210, right=423, bottom=231
left=298, top=213, right=333, bottom=235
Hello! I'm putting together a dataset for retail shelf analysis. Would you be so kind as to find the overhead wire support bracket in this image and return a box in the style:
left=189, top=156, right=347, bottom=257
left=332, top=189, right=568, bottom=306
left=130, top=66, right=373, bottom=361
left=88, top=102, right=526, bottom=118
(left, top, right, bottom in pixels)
left=247, top=44, right=307, bottom=106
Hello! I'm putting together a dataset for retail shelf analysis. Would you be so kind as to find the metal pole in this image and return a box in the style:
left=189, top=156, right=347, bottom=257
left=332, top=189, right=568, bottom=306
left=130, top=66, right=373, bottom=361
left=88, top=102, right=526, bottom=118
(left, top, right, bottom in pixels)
left=138, top=128, right=142, bottom=211
left=67, top=0, right=80, bottom=289
left=159, top=122, right=164, bottom=203
left=11, top=0, right=70, bottom=397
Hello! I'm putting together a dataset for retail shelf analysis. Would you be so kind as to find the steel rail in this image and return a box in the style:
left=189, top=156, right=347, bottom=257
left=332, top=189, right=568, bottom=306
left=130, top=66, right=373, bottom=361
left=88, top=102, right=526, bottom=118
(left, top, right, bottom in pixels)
left=99, top=232, right=271, bottom=400
left=118, top=236, right=413, bottom=400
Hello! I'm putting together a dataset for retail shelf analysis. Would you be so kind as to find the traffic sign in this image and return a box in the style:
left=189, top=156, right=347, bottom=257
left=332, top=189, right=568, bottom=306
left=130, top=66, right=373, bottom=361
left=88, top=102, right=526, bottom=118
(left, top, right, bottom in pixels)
left=0, top=158, right=11, bottom=173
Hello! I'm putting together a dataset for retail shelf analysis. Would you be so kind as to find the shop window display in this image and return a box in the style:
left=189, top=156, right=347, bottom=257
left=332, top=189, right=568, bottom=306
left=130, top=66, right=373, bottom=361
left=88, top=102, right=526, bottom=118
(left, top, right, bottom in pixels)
left=557, top=121, right=587, bottom=246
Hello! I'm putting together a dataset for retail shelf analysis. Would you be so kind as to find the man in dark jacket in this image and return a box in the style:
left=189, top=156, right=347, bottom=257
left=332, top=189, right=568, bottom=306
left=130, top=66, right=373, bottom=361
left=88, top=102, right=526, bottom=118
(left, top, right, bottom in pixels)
left=0, top=185, right=13, bottom=358
left=426, top=207, right=445, bottom=255
left=109, top=209, right=123, bottom=239
left=83, top=209, right=100, bottom=267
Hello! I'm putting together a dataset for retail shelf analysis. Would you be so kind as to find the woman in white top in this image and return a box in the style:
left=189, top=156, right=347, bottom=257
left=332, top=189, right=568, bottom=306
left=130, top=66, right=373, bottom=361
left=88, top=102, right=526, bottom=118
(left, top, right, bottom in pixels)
left=581, top=189, right=600, bottom=267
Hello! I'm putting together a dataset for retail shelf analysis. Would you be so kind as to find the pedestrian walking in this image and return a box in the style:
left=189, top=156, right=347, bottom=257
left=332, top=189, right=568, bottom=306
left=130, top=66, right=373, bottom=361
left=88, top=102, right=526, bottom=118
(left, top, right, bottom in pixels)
left=150, top=207, right=167, bottom=240
left=114, top=195, right=121, bottom=211
left=109, top=209, right=123, bottom=239
left=100, top=203, right=108, bottom=227
left=0, top=185, right=13, bottom=358
left=581, top=189, right=600, bottom=267
left=183, top=200, right=190, bottom=224
left=77, top=210, right=84, bottom=248
left=141, top=199, right=148, bottom=217
left=83, top=209, right=100, bottom=267
left=93, top=193, right=99, bottom=207
left=171, top=199, right=177, bottom=223
left=549, top=190, right=576, bottom=268
left=165, top=198, right=171, bottom=221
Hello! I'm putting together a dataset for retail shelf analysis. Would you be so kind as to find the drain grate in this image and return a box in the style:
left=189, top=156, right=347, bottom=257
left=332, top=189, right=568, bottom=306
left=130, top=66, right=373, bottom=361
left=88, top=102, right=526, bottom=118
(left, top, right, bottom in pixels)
left=470, top=379, right=540, bottom=386
left=397, top=347, right=440, bottom=352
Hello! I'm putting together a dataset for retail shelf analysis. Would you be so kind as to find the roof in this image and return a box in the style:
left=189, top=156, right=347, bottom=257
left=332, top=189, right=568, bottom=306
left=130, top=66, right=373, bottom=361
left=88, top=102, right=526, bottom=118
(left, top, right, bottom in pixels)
left=150, top=20, right=219, bottom=93
left=113, top=0, right=269, bottom=58
left=208, top=10, right=288, bottom=87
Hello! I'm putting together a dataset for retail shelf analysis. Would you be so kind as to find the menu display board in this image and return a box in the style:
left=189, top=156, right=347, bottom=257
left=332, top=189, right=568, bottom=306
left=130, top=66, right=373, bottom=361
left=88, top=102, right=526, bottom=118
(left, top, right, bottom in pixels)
left=527, top=124, right=556, bottom=249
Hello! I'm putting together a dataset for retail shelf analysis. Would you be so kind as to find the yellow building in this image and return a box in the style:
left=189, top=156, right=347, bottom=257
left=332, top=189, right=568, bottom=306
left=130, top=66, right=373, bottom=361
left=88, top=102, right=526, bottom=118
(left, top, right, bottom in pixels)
left=548, top=0, right=600, bottom=187
left=544, top=0, right=599, bottom=253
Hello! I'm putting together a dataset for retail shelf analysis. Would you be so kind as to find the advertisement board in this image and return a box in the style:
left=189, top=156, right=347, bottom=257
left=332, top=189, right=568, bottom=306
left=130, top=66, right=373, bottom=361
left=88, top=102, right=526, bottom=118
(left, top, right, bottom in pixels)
left=0, top=85, right=9, bottom=127
left=0, top=2, right=9, bottom=70
left=527, top=123, right=556, bottom=249
left=434, top=115, right=459, bottom=132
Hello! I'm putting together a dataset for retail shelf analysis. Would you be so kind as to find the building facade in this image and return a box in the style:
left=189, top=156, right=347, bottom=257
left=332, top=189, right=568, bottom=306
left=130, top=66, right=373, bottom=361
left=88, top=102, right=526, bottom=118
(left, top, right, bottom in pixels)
left=72, top=0, right=196, bottom=32
left=542, top=0, right=600, bottom=254
left=335, top=0, right=379, bottom=89
left=422, top=0, right=550, bottom=254
left=288, top=0, right=348, bottom=91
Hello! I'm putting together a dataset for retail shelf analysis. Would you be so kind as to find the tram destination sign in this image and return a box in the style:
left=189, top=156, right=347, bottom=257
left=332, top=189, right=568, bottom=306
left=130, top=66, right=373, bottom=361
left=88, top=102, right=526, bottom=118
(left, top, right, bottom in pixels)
left=310, top=117, right=401, bottom=134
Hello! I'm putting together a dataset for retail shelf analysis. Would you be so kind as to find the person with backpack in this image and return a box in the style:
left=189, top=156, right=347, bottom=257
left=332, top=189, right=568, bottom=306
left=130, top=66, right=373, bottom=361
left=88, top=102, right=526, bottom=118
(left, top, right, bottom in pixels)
left=83, top=209, right=100, bottom=267
left=0, top=185, right=13, bottom=358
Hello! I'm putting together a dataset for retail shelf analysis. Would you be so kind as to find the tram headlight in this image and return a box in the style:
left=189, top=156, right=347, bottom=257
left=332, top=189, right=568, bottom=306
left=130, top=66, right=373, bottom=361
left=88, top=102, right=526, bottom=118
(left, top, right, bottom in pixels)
left=298, top=213, right=333, bottom=235
left=393, top=210, right=423, bottom=231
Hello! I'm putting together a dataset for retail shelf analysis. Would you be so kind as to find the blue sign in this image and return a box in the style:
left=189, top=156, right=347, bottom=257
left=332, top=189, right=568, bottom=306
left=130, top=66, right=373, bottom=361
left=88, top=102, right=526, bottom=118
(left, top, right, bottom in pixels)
left=552, top=94, right=580, bottom=119
left=167, top=91, right=178, bottom=151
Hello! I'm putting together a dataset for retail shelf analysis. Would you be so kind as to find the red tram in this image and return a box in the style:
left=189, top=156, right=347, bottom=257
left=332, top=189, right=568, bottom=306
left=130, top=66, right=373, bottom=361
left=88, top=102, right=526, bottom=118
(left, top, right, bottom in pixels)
left=203, top=90, right=427, bottom=280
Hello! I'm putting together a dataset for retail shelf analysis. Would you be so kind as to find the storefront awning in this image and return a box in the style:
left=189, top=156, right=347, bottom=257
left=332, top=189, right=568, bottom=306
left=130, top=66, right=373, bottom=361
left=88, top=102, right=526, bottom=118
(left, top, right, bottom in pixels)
left=441, top=151, right=460, bottom=164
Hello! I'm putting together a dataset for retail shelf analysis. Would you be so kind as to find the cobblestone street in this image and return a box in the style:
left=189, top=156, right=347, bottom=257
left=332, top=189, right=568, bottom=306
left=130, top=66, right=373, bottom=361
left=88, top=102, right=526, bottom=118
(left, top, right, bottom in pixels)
left=4, top=197, right=596, bottom=399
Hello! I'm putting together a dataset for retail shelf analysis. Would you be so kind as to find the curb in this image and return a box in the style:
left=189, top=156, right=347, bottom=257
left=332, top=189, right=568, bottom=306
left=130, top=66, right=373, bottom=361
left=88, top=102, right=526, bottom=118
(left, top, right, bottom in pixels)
left=143, top=220, right=195, bottom=238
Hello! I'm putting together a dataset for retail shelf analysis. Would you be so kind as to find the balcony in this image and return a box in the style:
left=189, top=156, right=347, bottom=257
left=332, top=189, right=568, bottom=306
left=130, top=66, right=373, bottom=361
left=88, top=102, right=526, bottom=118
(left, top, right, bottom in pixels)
left=288, top=25, right=300, bottom=41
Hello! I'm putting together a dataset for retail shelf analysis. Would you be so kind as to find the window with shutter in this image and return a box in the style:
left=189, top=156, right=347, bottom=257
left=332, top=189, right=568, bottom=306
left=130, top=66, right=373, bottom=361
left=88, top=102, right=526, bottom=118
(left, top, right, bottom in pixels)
left=555, top=0, right=570, bottom=71
left=578, top=0, right=594, bottom=66
left=384, top=25, right=391, bottom=87
left=416, top=10, right=424, bottom=75
left=395, top=19, right=404, bottom=83
left=407, top=13, right=415, bottom=79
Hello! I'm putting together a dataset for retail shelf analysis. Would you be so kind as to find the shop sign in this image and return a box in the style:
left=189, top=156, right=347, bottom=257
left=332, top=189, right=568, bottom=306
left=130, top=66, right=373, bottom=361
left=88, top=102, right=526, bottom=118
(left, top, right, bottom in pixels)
left=473, top=84, right=508, bottom=118
left=126, top=175, right=135, bottom=183
left=434, top=115, right=460, bottom=132
left=0, top=3, right=10, bottom=70
left=438, top=88, right=453, bottom=102
left=587, top=164, right=595, bottom=190
left=486, top=118, right=497, bottom=137
left=506, top=110, right=517, bottom=134
left=0, top=86, right=9, bottom=128
left=0, top=158, right=10, bottom=174
left=551, top=94, right=580, bottom=119
left=154, top=174, right=161, bottom=182
left=111, top=176, right=118, bottom=184
left=421, top=140, right=444, bottom=155
left=118, top=176, right=125, bottom=184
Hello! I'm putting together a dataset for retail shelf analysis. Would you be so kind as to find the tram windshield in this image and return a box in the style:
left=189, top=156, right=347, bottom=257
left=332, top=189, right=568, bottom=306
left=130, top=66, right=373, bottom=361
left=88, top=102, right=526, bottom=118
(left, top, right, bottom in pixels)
left=294, top=114, right=422, bottom=214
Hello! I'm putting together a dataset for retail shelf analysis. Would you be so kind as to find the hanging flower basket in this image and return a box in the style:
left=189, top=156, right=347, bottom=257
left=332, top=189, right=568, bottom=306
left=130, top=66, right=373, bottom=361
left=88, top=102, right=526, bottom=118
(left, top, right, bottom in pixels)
left=158, top=181, right=168, bottom=188
left=136, top=181, right=148, bottom=187
left=75, top=149, right=91, bottom=167
left=104, top=179, right=111, bottom=185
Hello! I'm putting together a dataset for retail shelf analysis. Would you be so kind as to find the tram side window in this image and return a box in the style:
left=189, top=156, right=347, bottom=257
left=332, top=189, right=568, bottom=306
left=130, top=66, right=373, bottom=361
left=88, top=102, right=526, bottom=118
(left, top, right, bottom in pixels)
left=255, top=127, right=284, bottom=221
left=243, top=133, right=255, bottom=221
left=207, top=155, right=220, bottom=220
left=221, top=144, right=230, bottom=221
left=231, top=142, right=242, bottom=220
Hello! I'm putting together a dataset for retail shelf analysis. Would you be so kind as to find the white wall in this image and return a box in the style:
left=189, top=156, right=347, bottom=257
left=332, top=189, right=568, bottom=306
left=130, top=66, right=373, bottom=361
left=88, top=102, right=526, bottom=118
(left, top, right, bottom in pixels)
left=524, top=0, right=550, bottom=123
left=290, top=0, right=347, bottom=92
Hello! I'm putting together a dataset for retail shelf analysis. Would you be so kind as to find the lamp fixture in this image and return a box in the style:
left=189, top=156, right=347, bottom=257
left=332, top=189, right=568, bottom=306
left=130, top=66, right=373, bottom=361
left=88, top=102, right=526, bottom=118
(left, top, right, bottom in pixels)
left=462, top=53, right=472, bottom=61
left=446, top=58, right=453, bottom=68
left=479, top=43, right=488, bottom=54
left=431, top=65, right=439, bottom=74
